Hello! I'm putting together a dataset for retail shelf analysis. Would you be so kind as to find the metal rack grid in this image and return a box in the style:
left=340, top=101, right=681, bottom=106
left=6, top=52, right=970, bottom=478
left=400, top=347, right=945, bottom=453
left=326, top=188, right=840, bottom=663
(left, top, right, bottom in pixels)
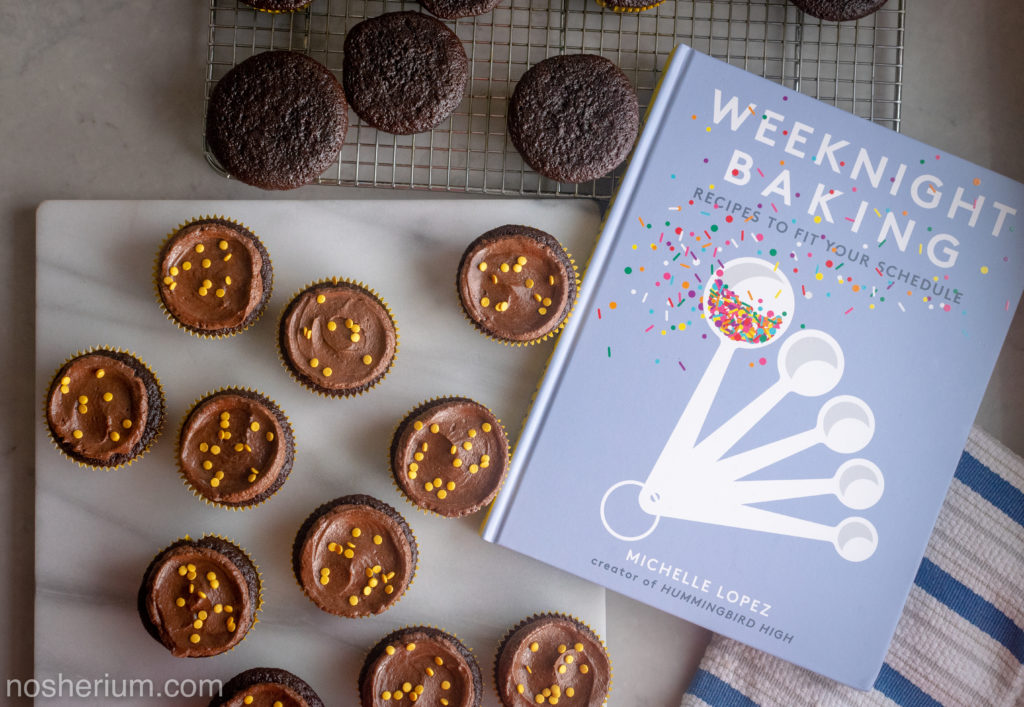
left=204, top=0, right=906, bottom=198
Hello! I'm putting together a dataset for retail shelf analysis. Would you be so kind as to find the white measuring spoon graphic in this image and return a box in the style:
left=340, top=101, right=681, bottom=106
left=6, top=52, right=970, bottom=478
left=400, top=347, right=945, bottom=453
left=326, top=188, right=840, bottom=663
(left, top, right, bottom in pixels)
left=693, top=329, right=844, bottom=463
left=652, top=258, right=795, bottom=467
left=713, top=395, right=875, bottom=482
left=729, top=459, right=884, bottom=510
left=714, top=504, right=879, bottom=561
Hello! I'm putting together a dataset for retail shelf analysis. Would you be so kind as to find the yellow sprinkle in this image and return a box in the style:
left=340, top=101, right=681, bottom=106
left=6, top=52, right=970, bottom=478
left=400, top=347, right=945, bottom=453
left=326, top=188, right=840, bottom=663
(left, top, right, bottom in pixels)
left=480, top=297, right=490, bottom=308
left=441, top=700, right=448, bottom=706
left=215, top=288, right=225, bottom=298
left=319, top=576, right=330, bottom=585
left=344, top=548, right=354, bottom=559
left=386, top=645, right=396, bottom=655
left=409, top=462, right=419, bottom=473
left=198, top=287, right=208, bottom=296
left=224, top=605, right=233, bottom=612
left=549, top=275, right=556, bottom=285
left=351, top=324, right=361, bottom=333
left=575, top=642, right=584, bottom=652
left=525, top=278, right=535, bottom=288
left=441, top=680, right=451, bottom=690
left=558, top=644, right=567, bottom=653
left=187, top=571, right=197, bottom=580
left=452, top=458, right=463, bottom=468
left=543, top=690, right=552, bottom=698
left=425, top=482, right=434, bottom=492
left=103, top=392, right=113, bottom=402
left=481, top=422, right=492, bottom=432
left=551, top=686, right=561, bottom=698
left=490, top=274, right=498, bottom=284
left=362, top=355, right=373, bottom=365
left=182, top=261, right=192, bottom=270
left=478, top=262, right=488, bottom=271
left=500, top=263, right=510, bottom=273
left=234, top=443, right=244, bottom=452
left=327, top=321, right=337, bottom=331
left=566, top=688, right=575, bottom=698
left=273, top=702, right=283, bottom=707
left=218, top=239, right=229, bottom=250
left=426, top=668, right=435, bottom=677
left=195, top=244, right=205, bottom=253
left=350, top=333, right=360, bottom=342
left=309, top=357, right=319, bottom=368
left=468, top=429, right=477, bottom=438
left=414, top=452, right=424, bottom=462
left=462, top=441, right=472, bottom=451
left=201, top=258, right=211, bottom=268
left=243, top=697, right=253, bottom=705
left=178, top=566, right=188, bottom=576
left=430, top=423, right=440, bottom=434
left=381, top=692, right=392, bottom=701
left=513, top=263, right=523, bottom=273
left=535, top=696, right=545, bottom=705
left=189, top=634, right=200, bottom=644
left=348, top=596, right=359, bottom=606
left=60, top=376, right=71, bottom=385
left=209, top=478, right=220, bottom=488
left=169, top=282, right=178, bottom=291
left=175, top=597, right=185, bottom=607
left=469, top=464, right=479, bottom=474
left=266, top=432, right=274, bottom=442
left=199, top=442, right=209, bottom=452
left=446, top=481, right=456, bottom=491
left=78, top=395, right=88, bottom=404
left=210, top=445, right=220, bottom=455
left=246, top=474, right=255, bottom=483
left=350, top=527, right=362, bottom=538
left=565, top=655, right=575, bottom=664
left=213, top=604, right=223, bottom=614
left=402, top=682, right=412, bottom=694
left=580, top=665, right=589, bottom=674
left=60, top=386, right=69, bottom=394
left=543, top=297, right=553, bottom=307
left=406, top=642, right=416, bottom=651
left=163, top=276, right=174, bottom=285
left=434, top=656, right=444, bottom=666
left=373, top=534, right=383, bottom=545
left=219, top=419, right=230, bottom=429
left=558, top=665, right=567, bottom=674
left=316, top=294, right=326, bottom=304
left=437, top=490, right=447, bottom=500
left=518, top=684, right=525, bottom=694
left=450, top=445, right=457, bottom=455
left=344, top=318, right=354, bottom=329
left=247, top=421, right=259, bottom=432
left=393, top=693, right=403, bottom=700
left=72, top=430, right=83, bottom=439
left=534, top=293, right=543, bottom=302
left=413, top=421, right=424, bottom=431
left=78, top=405, right=88, bottom=414
left=368, top=578, right=379, bottom=588
left=224, top=276, right=232, bottom=285
left=323, top=367, right=333, bottom=377
left=385, top=585, right=394, bottom=594
left=421, top=442, right=428, bottom=451
left=538, top=307, right=548, bottom=315
left=110, top=431, right=120, bottom=442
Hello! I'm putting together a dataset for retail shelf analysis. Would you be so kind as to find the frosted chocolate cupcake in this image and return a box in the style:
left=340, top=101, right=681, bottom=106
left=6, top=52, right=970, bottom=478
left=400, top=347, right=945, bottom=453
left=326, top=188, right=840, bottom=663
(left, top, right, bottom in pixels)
left=359, top=626, right=483, bottom=706
left=457, top=225, right=578, bottom=344
left=45, top=349, right=165, bottom=469
left=390, top=396, right=509, bottom=517
left=292, top=495, right=417, bottom=618
left=156, top=217, right=273, bottom=337
left=211, top=667, right=324, bottom=707
left=495, top=613, right=611, bottom=706
left=138, top=535, right=261, bottom=658
left=278, top=279, right=398, bottom=397
left=178, top=388, right=295, bottom=509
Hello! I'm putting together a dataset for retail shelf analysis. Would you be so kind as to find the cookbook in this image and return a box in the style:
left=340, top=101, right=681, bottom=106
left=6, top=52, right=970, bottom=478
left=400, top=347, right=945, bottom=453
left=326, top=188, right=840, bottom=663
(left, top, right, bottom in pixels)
left=482, top=44, right=1024, bottom=689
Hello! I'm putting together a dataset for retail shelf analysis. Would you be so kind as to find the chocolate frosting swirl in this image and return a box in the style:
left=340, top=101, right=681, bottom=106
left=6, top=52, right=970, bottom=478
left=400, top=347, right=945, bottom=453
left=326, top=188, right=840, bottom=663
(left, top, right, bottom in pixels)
left=221, top=683, right=306, bottom=707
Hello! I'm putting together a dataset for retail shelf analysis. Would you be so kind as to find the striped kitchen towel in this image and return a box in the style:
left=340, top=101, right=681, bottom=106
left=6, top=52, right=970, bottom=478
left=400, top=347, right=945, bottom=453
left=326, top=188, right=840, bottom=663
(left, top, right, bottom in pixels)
left=682, top=426, right=1024, bottom=707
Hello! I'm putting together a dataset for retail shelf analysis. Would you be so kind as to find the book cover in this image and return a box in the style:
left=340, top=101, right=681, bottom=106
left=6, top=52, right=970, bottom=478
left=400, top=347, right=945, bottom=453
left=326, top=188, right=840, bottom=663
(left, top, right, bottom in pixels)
left=482, top=44, right=1024, bottom=689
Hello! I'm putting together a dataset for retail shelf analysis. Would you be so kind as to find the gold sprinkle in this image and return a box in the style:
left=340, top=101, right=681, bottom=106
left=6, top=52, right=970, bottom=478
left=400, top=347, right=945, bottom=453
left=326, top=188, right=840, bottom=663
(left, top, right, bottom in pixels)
left=517, top=256, right=528, bottom=265
left=319, top=575, right=330, bottom=585
left=481, top=422, right=492, bottom=432
left=500, top=263, right=510, bottom=273
left=323, top=367, right=333, bottom=377
left=350, top=333, right=360, bottom=343
left=215, top=288, right=225, bottom=298
left=425, top=482, right=434, bottom=492
left=534, top=293, right=543, bottom=302
left=566, top=688, right=575, bottom=698
left=169, top=282, right=177, bottom=291
left=565, top=655, right=575, bottom=664
left=309, top=357, right=319, bottom=368
left=434, top=656, right=444, bottom=666
left=327, top=321, right=338, bottom=332
left=348, top=596, right=359, bottom=606
left=201, top=258, right=211, bottom=268
left=78, top=405, right=88, bottom=414
left=517, top=685, right=525, bottom=694
left=549, top=275, right=556, bottom=285
left=209, top=478, right=221, bottom=488
left=437, top=490, right=448, bottom=500
left=344, top=318, right=354, bottom=329
left=386, top=645, right=397, bottom=655
left=534, top=695, right=545, bottom=704
left=224, top=605, right=233, bottom=613
left=452, top=458, right=463, bottom=468
left=441, top=680, right=451, bottom=690
left=468, top=429, right=477, bottom=438
left=542, top=297, right=553, bottom=307
left=351, top=324, right=361, bottom=333
left=530, top=641, right=539, bottom=652
left=199, top=442, right=209, bottom=452
left=409, top=462, right=419, bottom=473
left=469, top=464, right=479, bottom=474
left=580, top=665, right=589, bottom=674
left=60, top=376, right=71, bottom=385
left=198, top=287, right=208, bottom=296
left=266, top=432, right=274, bottom=441
left=218, top=239, right=229, bottom=251
left=182, top=261, right=192, bottom=270
left=478, top=262, right=488, bottom=271
left=102, top=392, right=113, bottom=402
left=381, top=691, right=392, bottom=701
left=198, top=591, right=207, bottom=599
left=96, top=369, right=106, bottom=379
left=558, top=644, right=567, bottom=653
left=247, top=473, right=256, bottom=483
left=250, top=421, right=260, bottom=432
left=406, top=643, right=416, bottom=651
left=413, top=421, right=424, bottom=431
left=224, top=276, right=232, bottom=285
left=163, top=276, right=174, bottom=285
left=373, top=534, right=383, bottom=545
left=351, top=527, right=362, bottom=538
left=430, top=423, right=440, bottom=434
left=344, top=548, right=354, bottom=559
left=72, top=429, right=84, bottom=439
left=195, top=244, right=205, bottom=253
left=175, top=597, right=185, bottom=607
left=446, top=481, right=456, bottom=491
left=414, top=452, right=424, bottom=462
left=210, top=445, right=220, bottom=455
left=214, top=604, right=223, bottom=613
left=316, top=294, right=327, bottom=304
left=558, top=665, right=567, bottom=675
left=538, top=307, right=548, bottom=315
left=450, top=444, right=457, bottom=455
left=189, top=633, right=201, bottom=644
left=362, top=586, right=372, bottom=596
left=234, top=443, right=244, bottom=452
left=490, top=274, right=499, bottom=284
left=215, top=469, right=224, bottom=478
left=110, top=431, right=120, bottom=442
left=513, top=263, right=523, bottom=273
left=574, top=642, right=584, bottom=651
left=178, top=566, right=188, bottom=576
left=60, top=386, right=70, bottom=394
left=421, top=442, right=428, bottom=451
left=480, top=296, right=490, bottom=308
left=78, top=395, right=88, bottom=404
left=362, top=354, right=373, bottom=365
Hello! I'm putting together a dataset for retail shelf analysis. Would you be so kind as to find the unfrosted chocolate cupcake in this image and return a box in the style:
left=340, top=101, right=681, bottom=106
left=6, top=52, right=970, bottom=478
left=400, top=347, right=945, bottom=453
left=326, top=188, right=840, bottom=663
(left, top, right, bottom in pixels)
left=45, top=349, right=165, bottom=469
left=594, top=0, right=666, bottom=11
left=457, top=225, right=578, bottom=344
left=790, top=0, right=887, bottom=21
left=359, top=626, right=483, bottom=706
left=292, top=495, right=417, bottom=618
left=241, top=0, right=314, bottom=11
left=390, top=396, right=509, bottom=517
left=178, top=388, right=295, bottom=509
left=206, top=51, right=348, bottom=190
left=419, top=0, right=502, bottom=19
left=210, top=667, right=324, bottom=707
left=495, top=614, right=611, bottom=706
left=156, top=217, right=273, bottom=337
left=278, top=279, right=398, bottom=397
left=507, top=54, right=638, bottom=183
left=342, top=12, right=468, bottom=135
left=138, top=535, right=261, bottom=658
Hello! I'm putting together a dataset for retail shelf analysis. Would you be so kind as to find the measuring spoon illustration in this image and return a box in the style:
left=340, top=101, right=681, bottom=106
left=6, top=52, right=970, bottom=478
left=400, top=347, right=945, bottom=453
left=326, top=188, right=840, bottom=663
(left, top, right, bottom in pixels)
left=650, top=258, right=795, bottom=471
left=729, top=459, right=884, bottom=510
left=718, top=505, right=879, bottom=562
left=693, top=329, right=844, bottom=463
left=712, top=395, right=875, bottom=482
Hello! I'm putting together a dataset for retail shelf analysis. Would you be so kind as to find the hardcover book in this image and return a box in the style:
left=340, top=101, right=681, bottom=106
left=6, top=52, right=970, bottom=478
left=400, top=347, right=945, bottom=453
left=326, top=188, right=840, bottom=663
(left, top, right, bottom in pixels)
left=482, top=44, right=1024, bottom=689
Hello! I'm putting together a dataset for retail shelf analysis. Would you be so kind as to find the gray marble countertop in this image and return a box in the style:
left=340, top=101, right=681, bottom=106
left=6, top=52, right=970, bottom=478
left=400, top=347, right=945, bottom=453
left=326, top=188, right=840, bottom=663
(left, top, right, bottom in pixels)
left=2, top=1, right=1022, bottom=705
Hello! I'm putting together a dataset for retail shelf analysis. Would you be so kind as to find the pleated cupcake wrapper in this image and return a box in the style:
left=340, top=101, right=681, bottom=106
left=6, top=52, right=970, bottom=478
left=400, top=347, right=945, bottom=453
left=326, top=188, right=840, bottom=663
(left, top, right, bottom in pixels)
left=594, top=0, right=666, bottom=12
left=175, top=386, right=296, bottom=511
left=493, top=611, right=613, bottom=707
left=358, top=624, right=484, bottom=707
left=456, top=236, right=581, bottom=347
left=147, top=533, right=264, bottom=655
left=276, top=276, right=400, bottom=399
left=292, top=495, right=419, bottom=619
left=387, top=395, right=512, bottom=520
left=43, top=346, right=166, bottom=471
left=153, top=215, right=273, bottom=340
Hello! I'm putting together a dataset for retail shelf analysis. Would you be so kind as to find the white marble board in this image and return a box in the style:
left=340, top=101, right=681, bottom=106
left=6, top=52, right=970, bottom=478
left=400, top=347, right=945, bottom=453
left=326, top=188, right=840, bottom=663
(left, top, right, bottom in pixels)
left=35, top=200, right=605, bottom=706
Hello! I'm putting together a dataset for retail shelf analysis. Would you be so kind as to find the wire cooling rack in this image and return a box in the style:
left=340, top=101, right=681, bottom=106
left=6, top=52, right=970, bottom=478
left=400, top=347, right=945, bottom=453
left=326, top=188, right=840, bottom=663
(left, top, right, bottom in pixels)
left=204, top=0, right=906, bottom=198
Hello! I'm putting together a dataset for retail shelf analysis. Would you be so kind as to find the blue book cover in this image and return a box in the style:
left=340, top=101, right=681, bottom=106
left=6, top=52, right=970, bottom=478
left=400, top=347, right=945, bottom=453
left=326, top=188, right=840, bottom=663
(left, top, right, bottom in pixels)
left=483, top=45, right=1024, bottom=689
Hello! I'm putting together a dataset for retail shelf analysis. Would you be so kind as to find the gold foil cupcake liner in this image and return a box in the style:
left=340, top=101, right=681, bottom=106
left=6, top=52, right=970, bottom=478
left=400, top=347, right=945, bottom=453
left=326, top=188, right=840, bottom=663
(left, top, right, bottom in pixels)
left=175, top=386, right=297, bottom=511
left=594, top=0, right=666, bottom=12
left=43, top=346, right=166, bottom=471
left=143, top=533, right=264, bottom=656
left=387, top=395, right=512, bottom=520
left=291, top=495, right=419, bottom=619
left=276, top=276, right=400, bottom=399
left=358, top=624, right=483, bottom=707
left=153, top=214, right=273, bottom=340
left=455, top=230, right=581, bottom=348
left=493, top=611, right=613, bottom=706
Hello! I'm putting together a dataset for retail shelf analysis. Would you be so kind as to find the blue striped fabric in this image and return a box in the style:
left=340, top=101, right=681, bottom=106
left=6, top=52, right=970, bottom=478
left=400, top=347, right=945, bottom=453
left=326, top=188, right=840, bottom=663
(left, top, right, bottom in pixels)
left=954, top=451, right=1024, bottom=528
left=873, top=663, right=944, bottom=707
left=682, top=435, right=1024, bottom=707
left=687, top=669, right=760, bottom=707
